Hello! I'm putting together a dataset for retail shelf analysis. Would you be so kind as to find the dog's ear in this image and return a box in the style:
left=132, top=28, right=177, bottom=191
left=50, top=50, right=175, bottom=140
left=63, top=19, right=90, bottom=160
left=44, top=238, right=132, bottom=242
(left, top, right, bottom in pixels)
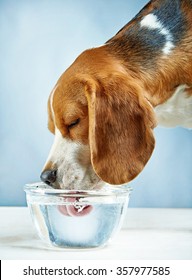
left=83, top=74, right=156, bottom=185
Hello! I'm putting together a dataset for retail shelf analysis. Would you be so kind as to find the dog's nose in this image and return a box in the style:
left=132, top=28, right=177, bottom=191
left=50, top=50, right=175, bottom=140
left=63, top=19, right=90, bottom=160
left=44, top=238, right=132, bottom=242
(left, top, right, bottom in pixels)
left=40, top=170, right=57, bottom=185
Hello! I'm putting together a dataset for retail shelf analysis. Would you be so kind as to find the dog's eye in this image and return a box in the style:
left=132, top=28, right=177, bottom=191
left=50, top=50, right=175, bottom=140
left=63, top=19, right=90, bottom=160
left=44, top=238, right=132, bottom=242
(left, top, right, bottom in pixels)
left=67, top=118, right=80, bottom=130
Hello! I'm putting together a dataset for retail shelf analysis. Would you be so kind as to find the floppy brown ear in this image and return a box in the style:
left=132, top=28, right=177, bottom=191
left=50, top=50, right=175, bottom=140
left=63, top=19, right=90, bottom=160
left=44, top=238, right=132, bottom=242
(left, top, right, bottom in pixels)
left=84, top=75, right=156, bottom=185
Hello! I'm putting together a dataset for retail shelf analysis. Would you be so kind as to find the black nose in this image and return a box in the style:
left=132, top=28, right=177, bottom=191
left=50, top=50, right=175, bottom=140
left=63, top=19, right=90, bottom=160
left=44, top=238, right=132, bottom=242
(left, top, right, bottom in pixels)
left=40, top=170, right=57, bottom=185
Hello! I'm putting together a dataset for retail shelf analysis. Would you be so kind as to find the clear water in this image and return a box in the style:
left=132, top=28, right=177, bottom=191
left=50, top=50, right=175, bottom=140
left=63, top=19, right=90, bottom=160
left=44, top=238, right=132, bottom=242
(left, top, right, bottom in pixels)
left=29, top=201, right=128, bottom=248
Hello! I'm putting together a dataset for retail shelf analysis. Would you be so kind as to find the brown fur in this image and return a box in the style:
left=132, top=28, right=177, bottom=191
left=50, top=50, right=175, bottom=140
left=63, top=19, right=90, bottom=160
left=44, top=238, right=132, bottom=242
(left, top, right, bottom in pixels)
left=84, top=74, right=156, bottom=184
left=44, top=0, right=192, bottom=185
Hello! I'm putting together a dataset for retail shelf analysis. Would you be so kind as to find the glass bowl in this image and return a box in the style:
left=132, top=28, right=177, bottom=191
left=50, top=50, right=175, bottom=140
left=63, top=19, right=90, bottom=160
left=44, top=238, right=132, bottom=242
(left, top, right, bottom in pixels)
left=24, top=183, right=132, bottom=249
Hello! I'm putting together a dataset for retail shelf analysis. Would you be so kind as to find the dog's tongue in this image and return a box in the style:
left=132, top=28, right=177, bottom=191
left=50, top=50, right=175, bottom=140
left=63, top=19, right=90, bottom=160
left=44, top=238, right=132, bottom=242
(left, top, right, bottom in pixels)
left=58, top=197, right=93, bottom=217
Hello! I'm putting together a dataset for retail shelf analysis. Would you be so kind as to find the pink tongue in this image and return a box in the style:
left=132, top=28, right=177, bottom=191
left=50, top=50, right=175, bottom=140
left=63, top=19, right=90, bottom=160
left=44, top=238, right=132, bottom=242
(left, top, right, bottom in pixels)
left=58, top=197, right=93, bottom=217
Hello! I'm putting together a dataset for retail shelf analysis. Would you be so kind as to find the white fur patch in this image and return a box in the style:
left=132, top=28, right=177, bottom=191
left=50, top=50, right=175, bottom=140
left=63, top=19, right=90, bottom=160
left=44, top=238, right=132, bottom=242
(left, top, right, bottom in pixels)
left=44, top=128, right=100, bottom=189
left=140, top=14, right=174, bottom=55
left=44, top=129, right=80, bottom=167
left=49, top=84, right=59, bottom=123
left=154, top=85, right=192, bottom=128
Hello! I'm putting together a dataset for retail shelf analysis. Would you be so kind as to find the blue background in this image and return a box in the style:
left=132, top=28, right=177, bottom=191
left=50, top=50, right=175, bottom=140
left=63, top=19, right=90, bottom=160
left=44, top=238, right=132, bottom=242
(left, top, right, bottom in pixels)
left=0, top=0, right=191, bottom=207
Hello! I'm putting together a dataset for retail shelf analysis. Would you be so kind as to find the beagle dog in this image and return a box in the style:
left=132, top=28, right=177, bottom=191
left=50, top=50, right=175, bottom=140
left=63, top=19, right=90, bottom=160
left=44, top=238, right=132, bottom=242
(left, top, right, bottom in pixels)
left=41, top=0, right=192, bottom=189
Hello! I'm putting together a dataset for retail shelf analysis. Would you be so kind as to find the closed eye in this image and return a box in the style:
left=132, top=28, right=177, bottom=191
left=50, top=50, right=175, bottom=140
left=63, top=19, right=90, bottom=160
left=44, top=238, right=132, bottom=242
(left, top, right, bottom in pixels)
left=67, top=118, right=80, bottom=130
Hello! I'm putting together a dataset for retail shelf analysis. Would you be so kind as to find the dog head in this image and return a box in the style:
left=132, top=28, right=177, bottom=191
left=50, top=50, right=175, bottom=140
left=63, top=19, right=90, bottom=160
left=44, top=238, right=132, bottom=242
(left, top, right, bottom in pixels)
left=41, top=47, right=156, bottom=189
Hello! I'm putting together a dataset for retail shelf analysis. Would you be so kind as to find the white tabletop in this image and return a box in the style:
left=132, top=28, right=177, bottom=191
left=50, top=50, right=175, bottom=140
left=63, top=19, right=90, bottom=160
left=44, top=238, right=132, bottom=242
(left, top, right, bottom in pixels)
left=0, top=207, right=192, bottom=260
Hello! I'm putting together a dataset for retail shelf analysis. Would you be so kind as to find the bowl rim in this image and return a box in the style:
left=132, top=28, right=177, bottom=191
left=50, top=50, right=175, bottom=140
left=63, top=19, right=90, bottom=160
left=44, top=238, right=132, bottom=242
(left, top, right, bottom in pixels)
left=24, top=182, right=132, bottom=197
